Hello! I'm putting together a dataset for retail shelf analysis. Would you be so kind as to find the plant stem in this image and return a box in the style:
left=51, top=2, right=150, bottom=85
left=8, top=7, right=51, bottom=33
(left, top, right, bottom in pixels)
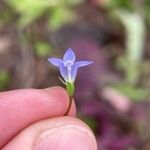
left=64, top=95, right=73, bottom=115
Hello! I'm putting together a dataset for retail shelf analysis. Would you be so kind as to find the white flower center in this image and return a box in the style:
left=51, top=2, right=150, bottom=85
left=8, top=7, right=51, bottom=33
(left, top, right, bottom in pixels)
left=64, top=60, right=74, bottom=82
left=64, top=60, right=73, bottom=67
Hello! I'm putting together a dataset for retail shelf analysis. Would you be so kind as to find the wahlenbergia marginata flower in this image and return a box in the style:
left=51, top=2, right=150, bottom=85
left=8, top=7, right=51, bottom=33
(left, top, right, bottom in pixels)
left=48, top=48, right=93, bottom=115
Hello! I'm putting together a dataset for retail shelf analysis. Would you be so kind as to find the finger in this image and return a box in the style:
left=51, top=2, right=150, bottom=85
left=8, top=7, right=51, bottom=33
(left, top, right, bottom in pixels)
left=0, top=87, right=76, bottom=148
left=2, top=117, right=97, bottom=150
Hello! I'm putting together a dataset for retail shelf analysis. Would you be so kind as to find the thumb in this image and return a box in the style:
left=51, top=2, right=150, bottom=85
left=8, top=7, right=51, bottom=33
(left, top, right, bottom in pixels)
left=2, top=117, right=97, bottom=150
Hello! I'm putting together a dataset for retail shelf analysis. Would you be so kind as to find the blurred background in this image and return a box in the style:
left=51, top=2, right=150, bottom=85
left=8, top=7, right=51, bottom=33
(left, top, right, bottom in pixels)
left=0, top=0, right=150, bottom=149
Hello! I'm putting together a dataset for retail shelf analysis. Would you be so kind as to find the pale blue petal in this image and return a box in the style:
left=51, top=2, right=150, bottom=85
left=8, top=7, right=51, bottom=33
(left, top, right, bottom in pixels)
left=74, top=61, right=93, bottom=68
left=70, top=61, right=93, bottom=82
left=59, top=65, right=68, bottom=81
left=48, top=58, right=63, bottom=67
left=70, top=65, right=78, bottom=82
left=63, top=48, right=75, bottom=63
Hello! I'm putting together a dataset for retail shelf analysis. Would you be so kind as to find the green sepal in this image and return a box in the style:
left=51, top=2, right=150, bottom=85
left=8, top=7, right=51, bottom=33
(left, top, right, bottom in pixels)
left=66, top=82, right=74, bottom=97
left=58, top=76, right=66, bottom=85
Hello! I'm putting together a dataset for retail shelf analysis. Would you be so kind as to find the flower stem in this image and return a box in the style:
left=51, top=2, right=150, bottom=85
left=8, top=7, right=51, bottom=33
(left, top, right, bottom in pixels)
left=64, top=95, right=73, bottom=115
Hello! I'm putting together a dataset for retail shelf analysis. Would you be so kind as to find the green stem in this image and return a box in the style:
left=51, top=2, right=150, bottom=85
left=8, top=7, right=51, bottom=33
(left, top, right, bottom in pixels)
left=64, top=82, right=74, bottom=115
left=64, top=95, right=73, bottom=116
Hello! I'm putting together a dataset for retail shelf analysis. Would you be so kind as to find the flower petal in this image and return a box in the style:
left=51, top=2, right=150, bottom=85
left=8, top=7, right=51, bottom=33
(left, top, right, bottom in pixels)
left=74, top=61, right=93, bottom=68
left=59, top=65, right=68, bottom=81
left=70, top=65, right=78, bottom=82
left=48, top=58, right=63, bottom=67
left=63, top=48, right=75, bottom=63
left=70, top=61, right=93, bottom=82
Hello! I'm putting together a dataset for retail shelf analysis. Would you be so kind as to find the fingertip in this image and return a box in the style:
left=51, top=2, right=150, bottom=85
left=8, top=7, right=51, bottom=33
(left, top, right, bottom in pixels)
left=44, top=86, right=76, bottom=116
left=44, top=86, right=65, bottom=92
left=3, top=117, right=97, bottom=150
left=0, top=87, right=76, bottom=148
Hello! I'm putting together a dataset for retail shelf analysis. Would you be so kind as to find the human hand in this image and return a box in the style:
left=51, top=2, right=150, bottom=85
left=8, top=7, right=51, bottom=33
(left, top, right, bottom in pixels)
left=0, top=87, right=97, bottom=150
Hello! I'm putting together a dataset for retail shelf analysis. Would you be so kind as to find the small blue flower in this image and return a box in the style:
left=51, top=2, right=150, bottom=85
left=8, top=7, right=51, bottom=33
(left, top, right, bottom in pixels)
left=48, top=48, right=93, bottom=83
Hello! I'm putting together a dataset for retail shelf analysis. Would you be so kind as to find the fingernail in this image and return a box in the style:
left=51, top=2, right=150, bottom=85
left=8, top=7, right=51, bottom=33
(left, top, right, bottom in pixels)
left=34, top=125, right=97, bottom=150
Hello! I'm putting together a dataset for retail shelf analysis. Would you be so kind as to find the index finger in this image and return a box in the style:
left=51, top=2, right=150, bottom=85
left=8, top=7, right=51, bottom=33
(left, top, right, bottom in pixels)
left=0, top=87, right=76, bottom=148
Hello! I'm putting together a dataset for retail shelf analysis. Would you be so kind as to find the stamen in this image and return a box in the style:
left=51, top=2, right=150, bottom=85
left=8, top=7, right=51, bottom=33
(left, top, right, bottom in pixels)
left=64, top=60, right=74, bottom=82
left=64, top=60, right=73, bottom=67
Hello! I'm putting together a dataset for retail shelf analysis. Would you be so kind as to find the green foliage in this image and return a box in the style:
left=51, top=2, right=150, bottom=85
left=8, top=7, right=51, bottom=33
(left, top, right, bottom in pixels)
left=117, top=56, right=140, bottom=84
left=104, top=0, right=134, bottom=11
left=116, top=11, right=145, bottom=62
left=83, top=117, right=98, bottom=132
left=143, top=0, right=150, bottom=25
left=116, top=11, right=145, bottom=84
left=104, top=0, right=149, bottom=102
left=0, top=9, right=13, bottom=25
left=34, top=41, right=51, bottom=57
left=5, top=0, right=82, bottom=28
left=64, top=0, right=82, bottom=6
left=48, top=7, right=73, bottom=30
left=113, top=83, right=149, bottom=101
left=6, top=0, right=50, bottom=27
left=0, top=70, right=10, bottom=90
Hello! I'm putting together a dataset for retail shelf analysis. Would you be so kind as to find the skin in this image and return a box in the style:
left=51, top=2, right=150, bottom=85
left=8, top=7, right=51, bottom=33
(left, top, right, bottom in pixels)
left=0, top=86, right=97, bottom=150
